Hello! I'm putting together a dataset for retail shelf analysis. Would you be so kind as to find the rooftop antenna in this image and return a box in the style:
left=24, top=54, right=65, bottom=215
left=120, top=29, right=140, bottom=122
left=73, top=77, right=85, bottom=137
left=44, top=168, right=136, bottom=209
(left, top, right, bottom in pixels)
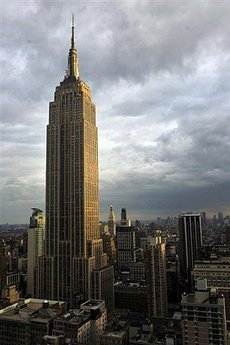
left=71, top=13, right=75, bottom=49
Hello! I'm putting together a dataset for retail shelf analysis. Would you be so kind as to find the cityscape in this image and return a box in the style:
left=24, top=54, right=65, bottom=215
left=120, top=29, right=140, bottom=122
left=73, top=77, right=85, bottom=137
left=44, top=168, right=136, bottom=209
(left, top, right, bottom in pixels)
left=1, top=2, right=230, bottom=345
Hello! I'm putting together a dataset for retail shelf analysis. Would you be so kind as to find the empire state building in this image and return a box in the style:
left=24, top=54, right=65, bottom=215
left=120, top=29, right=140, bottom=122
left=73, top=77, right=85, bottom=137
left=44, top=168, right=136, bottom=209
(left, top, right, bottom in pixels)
left=38, top=19, right=113, bottom=308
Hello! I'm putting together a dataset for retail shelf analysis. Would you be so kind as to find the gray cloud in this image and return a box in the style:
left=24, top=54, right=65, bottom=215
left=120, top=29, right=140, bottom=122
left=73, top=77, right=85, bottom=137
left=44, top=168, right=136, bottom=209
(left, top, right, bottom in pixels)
left=1, top=0, right=230, bottom=223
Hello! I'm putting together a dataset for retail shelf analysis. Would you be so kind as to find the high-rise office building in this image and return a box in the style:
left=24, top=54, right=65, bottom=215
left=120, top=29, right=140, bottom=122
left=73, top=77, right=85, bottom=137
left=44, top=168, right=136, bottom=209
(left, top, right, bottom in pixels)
left=179, top=213, right=203, bottom=285
left=27, top=208, right=45, bottom=296
left=218, top=212, right=224, bottom=225
left=38, top=19, right=112, bottom=308
left=108, top=205, right=116, bottom=236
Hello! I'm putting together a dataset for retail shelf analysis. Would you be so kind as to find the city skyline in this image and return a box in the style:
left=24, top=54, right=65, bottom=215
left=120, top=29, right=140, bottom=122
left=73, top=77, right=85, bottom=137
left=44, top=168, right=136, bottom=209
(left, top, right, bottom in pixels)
left=1, top=1, right=230, bottom=223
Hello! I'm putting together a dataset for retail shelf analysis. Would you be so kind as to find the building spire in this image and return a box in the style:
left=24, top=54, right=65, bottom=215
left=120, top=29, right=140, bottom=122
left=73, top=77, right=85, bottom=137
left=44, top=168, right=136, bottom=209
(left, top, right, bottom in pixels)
left=67, top=14, right=79, bottom=79
left=71, top=14, right=75, bottom=49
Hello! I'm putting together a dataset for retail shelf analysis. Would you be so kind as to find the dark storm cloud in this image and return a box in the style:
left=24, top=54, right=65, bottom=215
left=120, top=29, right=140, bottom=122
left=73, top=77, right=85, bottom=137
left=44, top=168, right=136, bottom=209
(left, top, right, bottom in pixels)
left=1, top=0, right=230, bottom=223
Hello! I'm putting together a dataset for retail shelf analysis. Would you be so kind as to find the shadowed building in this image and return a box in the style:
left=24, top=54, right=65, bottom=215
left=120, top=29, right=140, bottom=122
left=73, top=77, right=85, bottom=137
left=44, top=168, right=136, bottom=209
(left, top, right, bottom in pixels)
left=179, top=213, right=203, bottom=288
left=0, top=298, right=66, bottom=345
left=27, top=208, right=45, bottom=297
left=116, top=209, right=137, bottom=272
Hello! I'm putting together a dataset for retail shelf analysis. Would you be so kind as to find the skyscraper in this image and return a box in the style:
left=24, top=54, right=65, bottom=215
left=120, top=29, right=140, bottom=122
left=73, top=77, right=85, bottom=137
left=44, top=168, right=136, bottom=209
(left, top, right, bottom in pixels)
left=38, top=18, right=108, bottom=307
left=179, top=213, right=203, bottom=287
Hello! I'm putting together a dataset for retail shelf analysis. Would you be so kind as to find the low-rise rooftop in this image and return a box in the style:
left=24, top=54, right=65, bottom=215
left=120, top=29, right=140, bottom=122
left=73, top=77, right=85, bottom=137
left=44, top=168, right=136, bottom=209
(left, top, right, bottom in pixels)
left=0, top=298, right=66, bottom=324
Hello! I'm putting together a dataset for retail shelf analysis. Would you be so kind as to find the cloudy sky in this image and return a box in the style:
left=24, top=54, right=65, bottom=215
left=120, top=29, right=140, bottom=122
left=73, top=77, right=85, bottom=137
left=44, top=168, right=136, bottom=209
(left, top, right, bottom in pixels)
left=1, top=0, right=230, bottom=224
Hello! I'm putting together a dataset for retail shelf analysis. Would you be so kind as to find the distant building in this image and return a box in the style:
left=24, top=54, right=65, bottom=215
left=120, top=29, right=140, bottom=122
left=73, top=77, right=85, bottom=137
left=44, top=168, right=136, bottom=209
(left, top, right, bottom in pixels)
left=134, top=227, right=147, bottom=248
left=27, top=208, right=45, bottom=297
left=120, top=208, right=131, bottom=227
left=225, top=226, right=230, bottom=247
left=181, top=284, right=227, bottom=345
left=179, top=213, right=203, bottom=286
left=108, top=205, right=116, bottom=236
left=218, top=212, right=224, bottom=225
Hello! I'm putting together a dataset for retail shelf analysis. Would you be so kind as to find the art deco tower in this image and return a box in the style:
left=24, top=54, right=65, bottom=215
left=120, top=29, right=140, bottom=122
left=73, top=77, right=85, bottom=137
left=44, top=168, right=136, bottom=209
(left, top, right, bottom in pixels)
left=38, top=19, right=105, bottom=307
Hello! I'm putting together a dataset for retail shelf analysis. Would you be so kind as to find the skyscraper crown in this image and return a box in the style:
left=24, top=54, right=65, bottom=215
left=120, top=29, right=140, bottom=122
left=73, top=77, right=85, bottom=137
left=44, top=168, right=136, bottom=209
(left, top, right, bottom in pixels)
left=66, top=14, right=79, bottom=79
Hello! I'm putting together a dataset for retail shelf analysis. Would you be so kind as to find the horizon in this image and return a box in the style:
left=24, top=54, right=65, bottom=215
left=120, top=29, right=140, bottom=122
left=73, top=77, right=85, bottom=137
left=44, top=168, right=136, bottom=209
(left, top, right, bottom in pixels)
left=0, top=208, right=229, bottom=226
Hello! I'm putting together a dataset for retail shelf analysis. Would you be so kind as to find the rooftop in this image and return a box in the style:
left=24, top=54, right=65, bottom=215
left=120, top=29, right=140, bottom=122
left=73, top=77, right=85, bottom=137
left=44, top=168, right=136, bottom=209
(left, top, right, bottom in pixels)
left=0, top=298, right=66, bottom=324
left=181, top=290, right=225, bottom=306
